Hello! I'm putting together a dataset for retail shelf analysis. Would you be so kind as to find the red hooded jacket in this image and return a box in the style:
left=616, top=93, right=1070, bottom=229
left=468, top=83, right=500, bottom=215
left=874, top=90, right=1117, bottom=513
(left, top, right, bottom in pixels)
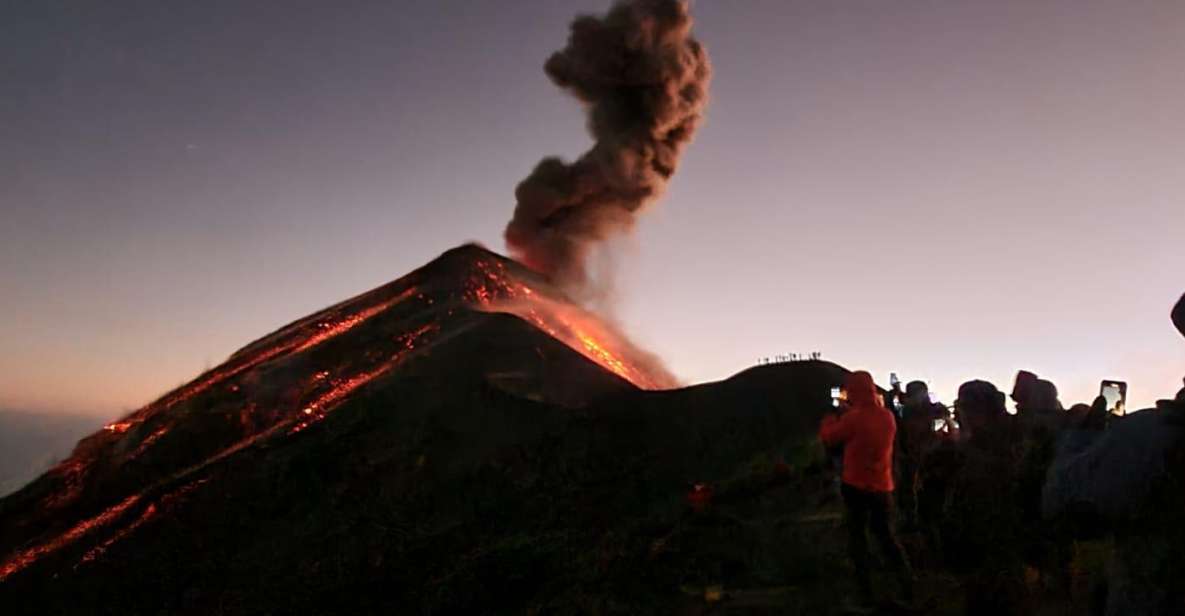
left=819, top=371, right=897, bottom=493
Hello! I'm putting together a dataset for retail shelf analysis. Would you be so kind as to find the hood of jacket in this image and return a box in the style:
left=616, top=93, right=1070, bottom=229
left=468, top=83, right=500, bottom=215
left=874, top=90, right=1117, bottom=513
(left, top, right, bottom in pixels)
left=845, top=370, right=883, bottom=409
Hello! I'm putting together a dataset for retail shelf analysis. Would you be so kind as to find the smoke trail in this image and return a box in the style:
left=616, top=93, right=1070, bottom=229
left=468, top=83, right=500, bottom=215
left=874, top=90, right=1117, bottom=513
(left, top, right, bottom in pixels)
left=505, top=0, right=711, bottom=294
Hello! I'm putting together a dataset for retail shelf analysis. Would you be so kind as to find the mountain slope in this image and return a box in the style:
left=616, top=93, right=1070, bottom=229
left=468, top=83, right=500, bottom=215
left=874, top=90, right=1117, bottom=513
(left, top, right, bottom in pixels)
left=0, top=245, right=851, bottom=614
left=0, top=245, right=642, bottom=578
left=0, top=411, right=102, bottom=498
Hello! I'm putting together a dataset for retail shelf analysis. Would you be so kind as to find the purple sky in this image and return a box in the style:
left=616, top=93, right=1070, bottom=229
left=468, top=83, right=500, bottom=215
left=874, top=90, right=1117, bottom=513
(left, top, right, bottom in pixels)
left=3, top=1, right=1183, bottom=417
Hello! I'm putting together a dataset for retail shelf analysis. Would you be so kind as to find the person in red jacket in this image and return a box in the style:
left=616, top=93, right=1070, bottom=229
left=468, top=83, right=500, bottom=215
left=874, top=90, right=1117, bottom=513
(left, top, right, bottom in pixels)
left=820, top=370, right=914, bottom=604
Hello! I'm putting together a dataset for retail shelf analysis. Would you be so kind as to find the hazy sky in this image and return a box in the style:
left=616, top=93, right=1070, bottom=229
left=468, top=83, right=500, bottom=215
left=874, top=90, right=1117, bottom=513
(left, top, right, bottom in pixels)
left=3, top=0, right=1183, bottom=418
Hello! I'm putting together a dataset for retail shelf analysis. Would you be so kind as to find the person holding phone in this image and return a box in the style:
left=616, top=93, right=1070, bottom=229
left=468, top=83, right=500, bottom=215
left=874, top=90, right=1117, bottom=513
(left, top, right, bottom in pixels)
left=819, top=371, right=914, bottom=605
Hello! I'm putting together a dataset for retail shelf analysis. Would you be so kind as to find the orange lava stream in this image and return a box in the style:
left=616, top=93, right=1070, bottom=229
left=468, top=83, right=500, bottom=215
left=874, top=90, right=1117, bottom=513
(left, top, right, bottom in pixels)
left=127, top=426, right=170, bottom=461
left=1, top=314, right=439, bottom=581
left=290, top=287, right=419, bottom=355
left=77, top=479, right=208, bottom=566
left=122, top=286, right=420, bottom=427
left=0, top=493, right=141, bottom=582
left=289, top=322, right=439, bottom=435
left=77, top=504, right=157, bottom=566
left=465, top=257, right=670, bottom=389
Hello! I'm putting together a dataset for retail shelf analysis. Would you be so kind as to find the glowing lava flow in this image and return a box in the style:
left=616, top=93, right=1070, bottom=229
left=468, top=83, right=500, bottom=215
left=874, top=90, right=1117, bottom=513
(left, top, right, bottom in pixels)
left=47, top=286, right=425, bottom=487
left=289, top=322, right=439, bottom=435
left=1, top=249, right=677, bottom=583
left=0, top=294, right=441, bottom=581
left=0, top=493, right=141, bottom=581
left=464, top=258, right=677, bottom=390
left=290, top=287, right=420, bottom=355
left=118, top=286, right=420, bottom=430
left=127, top=426, right=170, bottom=461
left=77, top=479, right=208, bottom=566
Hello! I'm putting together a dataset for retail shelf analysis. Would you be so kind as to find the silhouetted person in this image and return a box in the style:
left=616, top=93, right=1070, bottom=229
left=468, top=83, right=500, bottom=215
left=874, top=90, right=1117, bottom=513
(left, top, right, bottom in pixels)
left=1057, top=397, right=1109, bottom=463
left=1085, top=395, right=1109, bottom=431
left=1066, top=402, right=1090, bottom=427
left=1045, top=399, right=1185, bottom=615
left=922, top=380, right=1031, bottom=615
left=1043, top=297, right=1185, bottom=615
left=1015, top=374, right=1064, bottom=428
left=895, top=380, right=943, bottom=530
left=1013, top=377, right=1067, bottom=585
left=819, top=371, right=914, bottom=605
left=1068, top=396, right=1108, bottom=431
left=1011, top=370, right=1040, bottom=414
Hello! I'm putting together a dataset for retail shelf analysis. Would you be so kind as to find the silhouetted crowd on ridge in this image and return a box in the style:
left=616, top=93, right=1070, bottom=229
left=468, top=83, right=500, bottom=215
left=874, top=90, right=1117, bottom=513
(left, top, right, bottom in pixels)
left=819, top=293, right=1185, bottom=615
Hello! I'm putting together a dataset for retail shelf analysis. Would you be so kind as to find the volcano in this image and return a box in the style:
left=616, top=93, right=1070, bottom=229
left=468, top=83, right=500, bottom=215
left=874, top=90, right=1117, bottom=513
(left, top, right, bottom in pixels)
left=0, top=245, right=851, bottom=614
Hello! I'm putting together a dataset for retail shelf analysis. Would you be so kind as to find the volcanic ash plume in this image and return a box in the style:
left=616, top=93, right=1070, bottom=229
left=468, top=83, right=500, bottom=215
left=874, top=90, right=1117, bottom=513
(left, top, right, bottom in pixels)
left=505, top=0, right=711, bottom=293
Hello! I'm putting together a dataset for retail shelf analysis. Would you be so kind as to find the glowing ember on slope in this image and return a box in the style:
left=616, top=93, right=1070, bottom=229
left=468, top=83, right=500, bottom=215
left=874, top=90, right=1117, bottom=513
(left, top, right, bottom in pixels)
left=0, top=493, right=141, bottom=581
left=2, top=316, right=442, bottom=580
left=137, top=344, right=288, bottom=419
left=463, top=257, right=677, bottom=390
left=127, top=426, right=170, bottom=461
left=77, top=479, right=208, bottom=566
left=291, top=287, right=420, bottom=355
left=118, top=286, right=421, bottom=428
left=289, top=322, right=439, bottom=435
left=77, top=504, right=157, bottom=566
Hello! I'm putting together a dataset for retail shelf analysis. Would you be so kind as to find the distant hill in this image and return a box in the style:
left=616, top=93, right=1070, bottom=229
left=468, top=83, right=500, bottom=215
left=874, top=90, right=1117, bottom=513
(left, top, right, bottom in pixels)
left=0, top=411, right=102, bottom=498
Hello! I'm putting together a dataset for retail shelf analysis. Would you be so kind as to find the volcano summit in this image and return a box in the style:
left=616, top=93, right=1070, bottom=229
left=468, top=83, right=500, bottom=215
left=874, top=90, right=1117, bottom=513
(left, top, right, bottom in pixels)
left=0, top=245, right=848, bottom=614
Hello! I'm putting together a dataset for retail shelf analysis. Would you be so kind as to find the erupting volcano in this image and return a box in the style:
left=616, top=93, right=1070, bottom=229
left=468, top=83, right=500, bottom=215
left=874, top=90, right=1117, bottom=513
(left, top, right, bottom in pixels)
left=0, top=238, right=853, bottom=614
left=0, top=244, right=679, bottom=584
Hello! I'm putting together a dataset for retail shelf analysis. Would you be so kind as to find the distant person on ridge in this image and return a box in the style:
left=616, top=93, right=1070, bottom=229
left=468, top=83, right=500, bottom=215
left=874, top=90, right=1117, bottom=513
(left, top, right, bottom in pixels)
left=819, top=370, right=914, bottom=605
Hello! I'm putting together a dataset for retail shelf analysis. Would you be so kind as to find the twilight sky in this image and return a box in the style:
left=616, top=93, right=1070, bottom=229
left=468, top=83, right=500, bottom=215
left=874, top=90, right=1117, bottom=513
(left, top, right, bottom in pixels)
left=2, top=0, right=1183, bottom=417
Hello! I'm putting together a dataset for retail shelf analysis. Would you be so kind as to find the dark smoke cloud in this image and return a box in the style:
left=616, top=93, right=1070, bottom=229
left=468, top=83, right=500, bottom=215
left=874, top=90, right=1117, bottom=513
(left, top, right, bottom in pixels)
left=505, top=0, right=711, bottom=293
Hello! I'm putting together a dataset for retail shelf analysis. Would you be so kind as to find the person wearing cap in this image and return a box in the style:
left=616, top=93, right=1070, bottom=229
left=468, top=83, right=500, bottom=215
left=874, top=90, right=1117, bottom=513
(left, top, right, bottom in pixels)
left=819, top=370, right=914, bottom=605
left=1016, top=378, right=1072, bottom=599
left=895, top=380, right=945, bottom=531
left=925, top=380, right=1031, bottom=615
